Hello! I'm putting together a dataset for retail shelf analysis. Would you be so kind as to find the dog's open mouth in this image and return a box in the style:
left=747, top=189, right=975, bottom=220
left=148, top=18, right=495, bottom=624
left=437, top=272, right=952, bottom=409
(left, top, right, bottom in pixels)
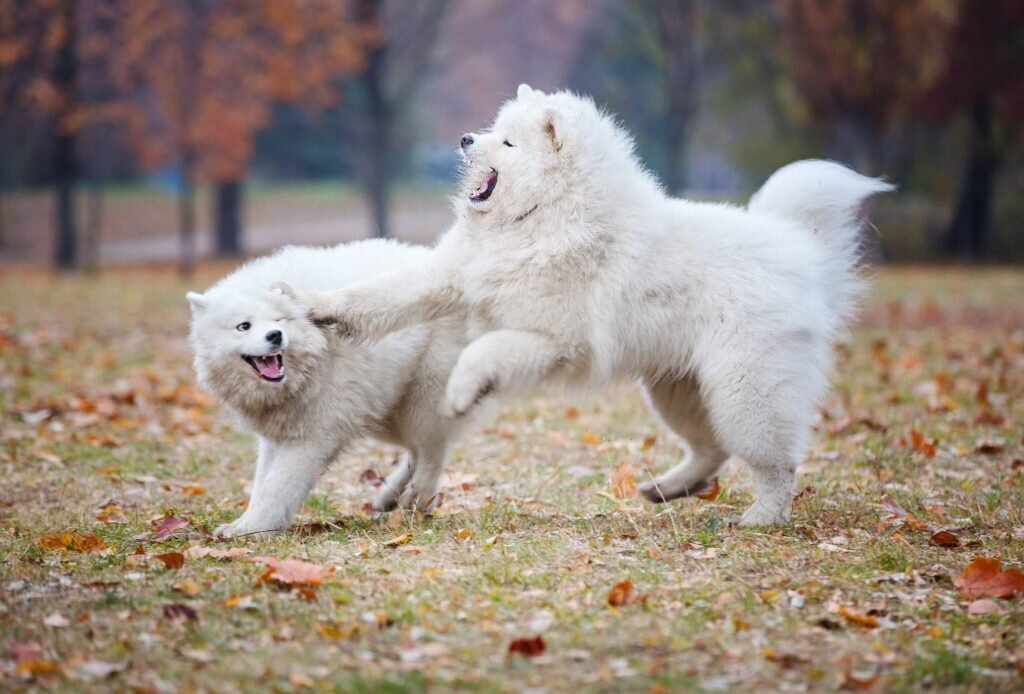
left=243, top=351, right=285, bottom=382
left=469, top=169, right=498, bottom=202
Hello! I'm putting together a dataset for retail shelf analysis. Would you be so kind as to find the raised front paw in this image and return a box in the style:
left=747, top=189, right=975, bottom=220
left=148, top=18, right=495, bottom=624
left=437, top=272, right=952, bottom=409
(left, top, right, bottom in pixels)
left=442, top=369, right=496, bottom=418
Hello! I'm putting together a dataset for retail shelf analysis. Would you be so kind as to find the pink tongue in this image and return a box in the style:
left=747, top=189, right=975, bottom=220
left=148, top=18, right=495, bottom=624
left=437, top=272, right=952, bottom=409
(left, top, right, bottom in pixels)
left=255, top=356, right=282, bottom=379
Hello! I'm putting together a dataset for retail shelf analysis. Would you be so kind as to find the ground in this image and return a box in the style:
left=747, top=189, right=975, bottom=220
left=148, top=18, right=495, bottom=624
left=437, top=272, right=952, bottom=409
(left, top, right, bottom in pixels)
left=1, top=265, right=1022, bottom=692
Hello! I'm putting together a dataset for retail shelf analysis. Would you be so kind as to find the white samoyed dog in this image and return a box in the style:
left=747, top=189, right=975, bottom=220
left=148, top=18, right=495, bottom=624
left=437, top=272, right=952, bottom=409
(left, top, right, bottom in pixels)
left=294, top=85, right=893, bottom=526
left=187, top=240, right=480, bottom=538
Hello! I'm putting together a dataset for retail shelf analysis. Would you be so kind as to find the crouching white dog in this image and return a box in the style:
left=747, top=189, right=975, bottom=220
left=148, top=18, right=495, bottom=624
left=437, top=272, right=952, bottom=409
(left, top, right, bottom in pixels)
left=297, top=85, right=893, bottom=526
left=187, top=240, right=480, bottom=538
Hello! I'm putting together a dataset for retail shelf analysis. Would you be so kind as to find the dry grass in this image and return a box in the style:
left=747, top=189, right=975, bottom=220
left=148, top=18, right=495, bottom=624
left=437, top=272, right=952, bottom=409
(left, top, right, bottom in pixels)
left=1, top=265, right=1022, bottom=692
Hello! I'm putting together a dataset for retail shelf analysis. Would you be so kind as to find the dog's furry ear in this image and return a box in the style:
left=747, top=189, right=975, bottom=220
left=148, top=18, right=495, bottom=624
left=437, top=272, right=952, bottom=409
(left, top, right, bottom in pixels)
left=543, top=106, right=565, bottom=152
left=517, top=83, right=537, bottom=99
left=186, top=291, right=207, bottom=313
left=270, top=281, right=297, bottom=300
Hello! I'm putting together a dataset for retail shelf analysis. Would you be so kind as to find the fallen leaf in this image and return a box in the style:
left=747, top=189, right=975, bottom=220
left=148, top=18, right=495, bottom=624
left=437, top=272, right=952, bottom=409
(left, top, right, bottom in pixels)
left=251, top=556, right=326, bottom=586
left=881, top=494, right=909, bottom=517
left=910, top=428, right=936, bottom=457
left=37, top=531, right=108, bottom=553
left=929, top=530, right=960, bottom=548
left=974, top=438, right=1005, bottom=455
left=967, top=598, right=1003, bottom=616
left=607, top=578, right=647, bottom=607
left=453, top=528, right=473, bottom=541
left=641, top=435, right=657, bottom=451
left=359, top=469, right=383, bottom=487
left=609, top=462, right=637, bottom=499
left=695, top=477, right=721, bottom=501
left=841, top=669, right=880, bottom=690
left=173, top=580, right=202, bottom=596
left=953, top=557, right=1024, bottom=600
left=179, top=484, right=205, bottom=496
left=837, top=605, right=879, bottom=628
left=382, top=533, right=413, bottom=548
left=154, top=551, right=184, bottom=570
left=564, top=406, right=579, bottom=419
left=151, top=515, right=189, bottom=540
left=581, top=432, right=601, bottom=445
left=508, top=635, right=546, bottom=657
left=162, top=603, right=198, bottom=622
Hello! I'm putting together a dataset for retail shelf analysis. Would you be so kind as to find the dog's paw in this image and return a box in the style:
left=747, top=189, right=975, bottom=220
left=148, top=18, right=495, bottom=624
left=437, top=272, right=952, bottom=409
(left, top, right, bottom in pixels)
left=397, top=486, right=442, bottom=513
left=213, top=518, right=283, bottom=540
left=728, top=501, right=791, bottom=527
left=371, top=487, right=400, bottom=512
left=442, top=372, right=496, bottom=418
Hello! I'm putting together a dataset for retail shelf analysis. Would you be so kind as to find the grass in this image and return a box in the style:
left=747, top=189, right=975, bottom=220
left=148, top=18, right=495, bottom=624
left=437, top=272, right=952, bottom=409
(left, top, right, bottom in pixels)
left=1, top=265, right=1023, bottom=691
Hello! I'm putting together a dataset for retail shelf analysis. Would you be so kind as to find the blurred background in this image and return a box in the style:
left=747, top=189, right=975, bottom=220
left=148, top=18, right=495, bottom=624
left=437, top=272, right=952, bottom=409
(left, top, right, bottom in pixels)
left=0, top=0, right=1021, bottom=274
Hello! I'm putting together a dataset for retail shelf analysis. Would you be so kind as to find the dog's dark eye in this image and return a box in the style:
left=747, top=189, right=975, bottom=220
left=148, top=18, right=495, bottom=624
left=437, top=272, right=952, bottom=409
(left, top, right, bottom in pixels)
left=503, top=140, right=514, bottom=147
left=236, top=322, right=251, bottom=332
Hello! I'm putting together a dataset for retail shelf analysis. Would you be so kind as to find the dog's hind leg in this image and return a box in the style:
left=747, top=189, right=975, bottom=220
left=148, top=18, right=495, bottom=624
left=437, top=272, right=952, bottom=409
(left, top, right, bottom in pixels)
left=638, top=374, right=729, bottom=503
left=371, top=454, right=414, bottom=512
left=398, top=441, right=450, bottom=512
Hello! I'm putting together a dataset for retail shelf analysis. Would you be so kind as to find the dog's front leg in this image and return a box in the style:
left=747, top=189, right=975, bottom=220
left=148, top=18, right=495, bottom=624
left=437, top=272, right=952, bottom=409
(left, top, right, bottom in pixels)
left=213, top=440, right=337, bottom=539
left=443, top=330, right=564, bottom=417
left=284, top=265, right=462, bottom=342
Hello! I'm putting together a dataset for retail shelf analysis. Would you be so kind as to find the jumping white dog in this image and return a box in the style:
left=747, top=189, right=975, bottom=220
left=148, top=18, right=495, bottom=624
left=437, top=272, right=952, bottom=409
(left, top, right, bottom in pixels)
left=294, top=85, right=892, bottom=526
left=188, top=240, right=481, bottom=537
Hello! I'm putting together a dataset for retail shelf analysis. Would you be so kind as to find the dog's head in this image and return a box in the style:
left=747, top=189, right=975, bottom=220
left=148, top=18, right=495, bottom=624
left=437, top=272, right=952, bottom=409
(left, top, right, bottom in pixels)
left=458, top=81, right=622, bottom=224
left=186, top=284, right=328, bottom=411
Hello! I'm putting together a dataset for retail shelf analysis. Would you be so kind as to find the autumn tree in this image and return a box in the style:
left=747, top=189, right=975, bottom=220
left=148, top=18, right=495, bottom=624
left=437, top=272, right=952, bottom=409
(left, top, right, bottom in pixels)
left=917, top=0, right=1024, bottom=259
left=775, top=0, right=953, bottom=174
left=111, top=0, right=370, bottom=273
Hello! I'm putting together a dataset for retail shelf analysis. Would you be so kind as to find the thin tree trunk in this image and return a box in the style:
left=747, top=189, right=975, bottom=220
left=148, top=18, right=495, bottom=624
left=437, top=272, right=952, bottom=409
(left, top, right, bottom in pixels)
left=214, top=179, right=243, bottom=256
left=0, top=188, right=5, bottom=250
left=946, top=99, right=999, bottom=260
left=659, top=2, right=699, bottom=195
left=81, top=180, right=103, bottom=272
left=53, top=0, right=78, bottom=270
left=355, top=0, right=390, bottom=239
left=179, top=178, right=196, bottom=277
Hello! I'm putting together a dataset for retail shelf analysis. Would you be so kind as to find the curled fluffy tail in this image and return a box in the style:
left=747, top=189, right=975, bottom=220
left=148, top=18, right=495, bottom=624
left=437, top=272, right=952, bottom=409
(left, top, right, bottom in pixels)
left=748, top=159, right=894, bottom=324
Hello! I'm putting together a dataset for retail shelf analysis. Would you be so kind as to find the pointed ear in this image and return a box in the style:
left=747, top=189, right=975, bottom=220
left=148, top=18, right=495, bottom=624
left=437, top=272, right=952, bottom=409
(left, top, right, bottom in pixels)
left=270, top=281, right=297, bottom=300
left=186, top=291, right=207, bottom=313
left=517, top=83, right=535, bottom=99
left=543, top=106, right=564, bottom=152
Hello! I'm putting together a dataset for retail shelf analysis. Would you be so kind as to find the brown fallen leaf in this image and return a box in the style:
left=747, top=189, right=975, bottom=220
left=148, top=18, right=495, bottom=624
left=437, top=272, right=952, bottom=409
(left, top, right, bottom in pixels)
left=564, top=406, right=579, bottom=419
left=173, top=580, right=202, bottom=596
left=953, top=557, right=1024, bottom=600
left=910, top=428, right=936, bottom=457
left=37, top=531, right=108, bottom=553
left=607, top=578, right=647, bottom=607
left=929, top=530, right=960, bottom=548
left=154, top=551, right=184, bottom=570
left=974, top=438, right=1005, bottom=455
left=453, top=528, right=473, bottom=541
left=162, top=603, right=198, bottom=622
left=837, top=605, right=879, bottom=628
left=695, top=477, right=721, bottom=501
left=841, top=669, right=880, bottom=690
left=382, top=533, right=413, bottom=548
left=151, top=515, right=189, bottom=540
left=609, top=462, right=637, bottom=499
left=251, top=556, right=326, bottom=586
left=581, top=432, right=601, bottom=445
left=508, top=635, right=546, bottom=657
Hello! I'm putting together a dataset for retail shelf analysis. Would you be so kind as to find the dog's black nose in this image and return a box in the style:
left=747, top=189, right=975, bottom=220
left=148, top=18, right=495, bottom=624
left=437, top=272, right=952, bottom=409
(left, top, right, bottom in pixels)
left=460, top=134, right=474, bottom=149
left=266, top=329, right=282, bottom=345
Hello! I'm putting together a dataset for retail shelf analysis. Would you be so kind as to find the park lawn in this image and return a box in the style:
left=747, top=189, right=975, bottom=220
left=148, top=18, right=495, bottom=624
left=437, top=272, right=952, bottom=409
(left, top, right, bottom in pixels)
left=1, top=265, right=1022, bottom=692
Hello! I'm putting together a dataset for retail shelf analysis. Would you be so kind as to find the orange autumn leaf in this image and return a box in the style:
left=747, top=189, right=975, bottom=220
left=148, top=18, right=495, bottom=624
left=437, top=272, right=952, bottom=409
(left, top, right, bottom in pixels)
left=910, top=428, right=936, bottom=457
left=581, top=432, right=601, bottom=445
left=609, top=462, right=637, bottom=499
left=695, top=477, right=721, bottom=501
left=953, top=557, right=1024, bottom=600
left=251, top=556, right=326, bottom=587
left=607, top=578, right=647, bottom=607
left=37, top=531, right=108, bottom=553
left=154, top=551, right=185, bottom=570
left=837, top=605, right=879, bottom=628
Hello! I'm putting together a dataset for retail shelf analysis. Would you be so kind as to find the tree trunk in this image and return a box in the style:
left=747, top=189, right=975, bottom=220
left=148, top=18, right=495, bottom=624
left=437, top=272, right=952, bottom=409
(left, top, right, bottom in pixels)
left=81, top=181, right=103, bottom=272
left=655, top=0, right=700, bottom=195
left=946, top=99, right=999, bottom=260
left=0, top=189, right=6, bottom=250
left=53, top=0, right=78, bottom=270
left=178, top=179, right=196, bottom=277
left=214, top=179, right=243, bottom=256
left=354, top=0, right=390, bottom=239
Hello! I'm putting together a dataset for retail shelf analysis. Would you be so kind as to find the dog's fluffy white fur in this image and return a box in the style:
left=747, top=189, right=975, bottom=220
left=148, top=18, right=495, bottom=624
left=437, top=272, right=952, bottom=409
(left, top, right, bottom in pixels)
left=187, top=240, right=479, bottom=537
left=301, top=85, right=893, bottom=526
